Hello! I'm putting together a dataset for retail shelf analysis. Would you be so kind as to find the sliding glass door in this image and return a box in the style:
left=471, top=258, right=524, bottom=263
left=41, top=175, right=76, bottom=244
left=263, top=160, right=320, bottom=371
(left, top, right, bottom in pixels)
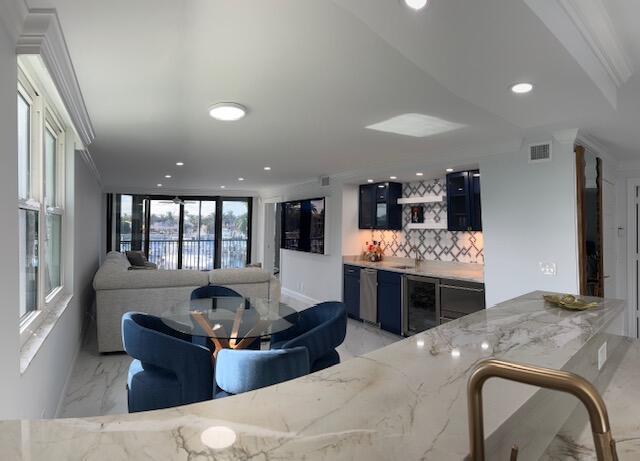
left=182, top=200, right=216, bottom=270
left=111, top=195, right=251, bottom=269
left=148, top=200, right=181, bottom=269
left=221, top=200, right=250, bottom=268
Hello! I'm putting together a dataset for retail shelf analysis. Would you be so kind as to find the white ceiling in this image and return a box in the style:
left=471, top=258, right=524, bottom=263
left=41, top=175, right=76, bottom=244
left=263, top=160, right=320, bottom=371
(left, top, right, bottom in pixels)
left=25, top=0, right=640, bottom=192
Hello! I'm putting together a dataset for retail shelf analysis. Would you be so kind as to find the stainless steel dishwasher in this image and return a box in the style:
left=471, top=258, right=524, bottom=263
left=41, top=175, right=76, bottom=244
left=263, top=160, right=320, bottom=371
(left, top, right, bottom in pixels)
left=359, top=268, right=378, bottom=324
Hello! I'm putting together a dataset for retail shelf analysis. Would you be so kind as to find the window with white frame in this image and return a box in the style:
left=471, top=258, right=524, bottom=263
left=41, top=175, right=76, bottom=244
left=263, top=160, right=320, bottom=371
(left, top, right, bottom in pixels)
left=18, top=66, right=66, bottom=325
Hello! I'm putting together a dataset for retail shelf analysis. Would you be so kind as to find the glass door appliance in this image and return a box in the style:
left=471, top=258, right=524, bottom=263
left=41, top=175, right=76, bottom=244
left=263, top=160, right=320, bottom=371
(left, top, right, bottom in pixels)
left=403, top=275, right=440, bottom=336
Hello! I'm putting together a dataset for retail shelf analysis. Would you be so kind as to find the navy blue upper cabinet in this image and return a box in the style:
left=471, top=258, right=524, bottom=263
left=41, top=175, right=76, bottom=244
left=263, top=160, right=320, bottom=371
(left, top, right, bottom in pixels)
left=359, top=182, right=402, bottom=230
left=446, top=170, right=482, bottom=231
left=470, top=171, right=482, bottom=231
left=377, top=270, right=402, bottom=335
left=358, top=184, right=376, bottom=229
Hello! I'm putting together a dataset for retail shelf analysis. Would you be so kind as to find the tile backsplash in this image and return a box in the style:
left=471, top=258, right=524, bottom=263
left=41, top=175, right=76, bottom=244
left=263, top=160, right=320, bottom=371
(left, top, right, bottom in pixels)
left=365, top=179, right=484, bottom=264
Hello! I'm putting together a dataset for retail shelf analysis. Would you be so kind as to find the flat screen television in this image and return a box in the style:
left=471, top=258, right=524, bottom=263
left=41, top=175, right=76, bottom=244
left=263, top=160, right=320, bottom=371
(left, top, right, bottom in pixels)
left=281, top=197, right=325, bottom=254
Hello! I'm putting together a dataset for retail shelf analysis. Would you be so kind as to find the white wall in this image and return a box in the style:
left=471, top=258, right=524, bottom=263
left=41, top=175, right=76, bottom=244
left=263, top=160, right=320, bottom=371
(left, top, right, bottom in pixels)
left=0, top=10, right=23, bottom=419
left=0, top=13, right=103, bottom=420
left=480, top=138, right=580, bottom=307
left=259, top=180, right=345, bottom=304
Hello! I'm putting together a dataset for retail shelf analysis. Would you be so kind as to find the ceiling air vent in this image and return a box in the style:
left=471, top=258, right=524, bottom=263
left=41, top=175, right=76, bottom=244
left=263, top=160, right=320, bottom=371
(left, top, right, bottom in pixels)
left=320, top=176, right=330, bottom=187
left=528, top=142, right=552, bottom=163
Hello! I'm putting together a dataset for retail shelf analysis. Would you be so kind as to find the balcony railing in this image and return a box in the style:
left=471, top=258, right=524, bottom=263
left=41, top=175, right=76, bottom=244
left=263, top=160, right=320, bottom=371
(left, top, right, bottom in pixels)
left=119, top=239, right=248, bottom=270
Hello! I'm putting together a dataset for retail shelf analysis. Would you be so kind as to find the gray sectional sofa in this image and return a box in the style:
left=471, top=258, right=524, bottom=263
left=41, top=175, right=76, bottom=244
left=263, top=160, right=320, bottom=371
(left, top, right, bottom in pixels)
left=93, top=252, right=280, bottom=352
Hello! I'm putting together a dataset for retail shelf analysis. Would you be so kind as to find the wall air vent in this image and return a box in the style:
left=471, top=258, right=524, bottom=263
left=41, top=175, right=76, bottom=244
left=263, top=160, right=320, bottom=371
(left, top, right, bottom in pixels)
left=528, top=142, right=552, bottom=163
left=320, top=176, right=330, bottom=187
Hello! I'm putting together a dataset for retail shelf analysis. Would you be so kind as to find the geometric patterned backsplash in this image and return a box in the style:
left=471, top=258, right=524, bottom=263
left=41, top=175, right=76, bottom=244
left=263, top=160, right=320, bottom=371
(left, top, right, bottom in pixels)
left=368, top=178, right=484, bottom=264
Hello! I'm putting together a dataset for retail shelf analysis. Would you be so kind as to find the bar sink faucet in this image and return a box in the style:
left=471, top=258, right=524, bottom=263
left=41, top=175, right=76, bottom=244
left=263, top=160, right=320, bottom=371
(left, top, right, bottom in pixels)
left=466, top=359, right=618, bottom=461
left=410, top=244, right=423, bottom=269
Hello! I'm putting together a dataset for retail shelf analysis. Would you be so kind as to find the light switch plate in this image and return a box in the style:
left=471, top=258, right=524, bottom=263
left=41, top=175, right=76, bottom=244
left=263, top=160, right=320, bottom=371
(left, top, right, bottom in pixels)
left=539, top=262, right=557, bottom=276
left=598, top=342, right=607, bottom=370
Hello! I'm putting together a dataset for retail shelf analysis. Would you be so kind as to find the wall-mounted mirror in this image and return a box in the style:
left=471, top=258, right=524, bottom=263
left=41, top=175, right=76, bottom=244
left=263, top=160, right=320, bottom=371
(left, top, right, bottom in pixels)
left=575, top=145, right=603, bottom=297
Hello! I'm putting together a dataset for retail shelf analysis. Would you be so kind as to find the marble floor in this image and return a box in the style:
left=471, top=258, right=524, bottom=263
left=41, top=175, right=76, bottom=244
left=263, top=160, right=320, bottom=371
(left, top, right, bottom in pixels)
left=58, top=299, right=400, bottom=419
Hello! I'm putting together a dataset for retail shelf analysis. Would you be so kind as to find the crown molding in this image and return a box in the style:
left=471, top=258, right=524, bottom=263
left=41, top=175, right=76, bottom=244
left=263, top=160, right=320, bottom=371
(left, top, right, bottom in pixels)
left=0, top=0, right=28, bottom=42
left=552, top=128, right=579, bottom=144
left=16, top=9, right=95, bottom=148
left=575, top=132, right=619, bottom=164
left=559, top=0, right=633, bottom=87
left=524, top=0, right=626, bottom=108
left=78, top=149, right=102, bottom=186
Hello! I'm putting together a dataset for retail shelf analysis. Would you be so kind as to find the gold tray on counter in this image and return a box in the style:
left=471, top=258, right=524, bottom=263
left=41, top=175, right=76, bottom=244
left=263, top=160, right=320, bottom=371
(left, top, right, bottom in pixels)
left=543, top=294, right=599, bottom=311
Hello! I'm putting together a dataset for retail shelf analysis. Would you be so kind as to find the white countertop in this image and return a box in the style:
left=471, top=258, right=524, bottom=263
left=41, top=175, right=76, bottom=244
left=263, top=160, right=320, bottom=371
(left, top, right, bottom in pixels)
left=0, top=292, right=632, bottom=460
left=343, top=255, right=484, bottom=283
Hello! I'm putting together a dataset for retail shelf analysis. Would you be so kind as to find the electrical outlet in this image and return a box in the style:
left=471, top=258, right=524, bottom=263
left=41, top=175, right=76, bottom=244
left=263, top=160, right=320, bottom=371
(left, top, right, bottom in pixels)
left=598, top=342, right=607, bottom=371
left=539, top=262, right=557, bottom=276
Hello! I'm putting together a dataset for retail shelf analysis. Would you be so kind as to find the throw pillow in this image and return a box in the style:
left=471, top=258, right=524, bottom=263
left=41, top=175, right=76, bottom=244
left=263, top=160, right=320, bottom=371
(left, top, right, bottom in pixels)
left=126, top=251, right=147, bottom=267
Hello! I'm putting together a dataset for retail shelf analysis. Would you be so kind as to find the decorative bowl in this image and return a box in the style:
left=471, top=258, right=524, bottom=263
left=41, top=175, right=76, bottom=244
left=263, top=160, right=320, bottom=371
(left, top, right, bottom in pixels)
left=543, top=294, right=599, bottom=311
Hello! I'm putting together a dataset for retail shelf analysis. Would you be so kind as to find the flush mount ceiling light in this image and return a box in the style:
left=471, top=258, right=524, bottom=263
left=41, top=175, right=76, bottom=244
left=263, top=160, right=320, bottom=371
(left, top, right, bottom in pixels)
left=367, top=179, right=374, bottom=183
left=208, top=102, right=247, bottom=121
left=390, top=176, right=398, bottom=180
left=238, top=177, right=245, bottom=181
left=263, top=166, right=271, bottom=171
left=164, top=174, right=172, bottom=179
left=446, top=168, right=454, bottom=172
left=416, top=172, right=424, bottom=176
left=510, top=82, right=533, bottom=94
left=176, top=162, right=184, bottom=166
left=366, top=113, right=465, bottom=138
left=404, top=0, right=429, bottom=11
left=157, top=183, right=163, bottom=187
left=220, top=185, right=226, bottom=189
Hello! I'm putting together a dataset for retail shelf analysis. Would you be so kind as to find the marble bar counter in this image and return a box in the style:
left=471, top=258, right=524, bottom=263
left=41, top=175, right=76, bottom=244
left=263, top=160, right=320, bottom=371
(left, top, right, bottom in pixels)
left=0, top=292, right=634, bottom=460
left=342, top=255, right=484, bottom=283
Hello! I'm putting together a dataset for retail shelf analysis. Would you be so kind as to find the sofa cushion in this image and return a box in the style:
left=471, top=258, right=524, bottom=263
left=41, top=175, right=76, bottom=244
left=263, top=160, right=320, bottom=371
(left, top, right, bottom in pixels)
left=94, top=268, right=209, bottom=290
left=209, top=268, right=271, bottom=285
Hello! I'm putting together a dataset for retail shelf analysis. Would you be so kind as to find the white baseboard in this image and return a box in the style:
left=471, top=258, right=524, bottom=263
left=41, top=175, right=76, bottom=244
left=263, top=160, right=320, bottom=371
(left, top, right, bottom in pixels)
left=54, top=301, right=93, bottom=418
left=281, top=288, right=320, bottom=308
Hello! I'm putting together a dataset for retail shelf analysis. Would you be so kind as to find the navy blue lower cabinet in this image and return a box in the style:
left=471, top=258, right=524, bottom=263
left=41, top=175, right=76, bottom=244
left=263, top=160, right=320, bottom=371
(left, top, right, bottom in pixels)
left=377, top=270, right=402, bottom=335
left=343, top=265, right=361, bottom=320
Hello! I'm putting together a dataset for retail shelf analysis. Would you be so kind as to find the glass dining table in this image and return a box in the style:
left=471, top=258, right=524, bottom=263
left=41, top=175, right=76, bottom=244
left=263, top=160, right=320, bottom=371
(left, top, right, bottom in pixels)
left=160, top=296, right=300, bottom=356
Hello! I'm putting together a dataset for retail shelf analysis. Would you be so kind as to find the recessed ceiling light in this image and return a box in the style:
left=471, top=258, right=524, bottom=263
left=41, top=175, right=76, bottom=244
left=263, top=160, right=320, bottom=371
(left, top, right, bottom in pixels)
left=263, top=166, right=271, bottom=171
left=390, top=176, right=397, bottom=180
left=208, top=102, right=247, bottom=121
left=404, top=0, right=428, bottom=11
left=238, top=177, right=245, bottom=181
left=157, top=183, right=163, bottom=187
left=416, top=172, right=424, bottom=176
left=510, top=82, right=533, bottom=94
left=366, top=113, right=465, bottom=138
left=367, top=179, right=374, bottom=183
left=164, top=174, right=172, bottom=179
left=446, top=168, right=454, bottom=173
left=176, top=162, right=184, bottom=166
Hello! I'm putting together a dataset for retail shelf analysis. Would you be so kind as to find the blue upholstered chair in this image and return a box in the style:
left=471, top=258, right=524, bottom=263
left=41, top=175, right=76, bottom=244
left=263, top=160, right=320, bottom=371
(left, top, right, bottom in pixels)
left=122, top=312, right=214, bottom=413
left=215, top=347, right=310, bottom=397
left=270, top=301, right=347, bottom=372
left=191, top=284, right=241, bottom=300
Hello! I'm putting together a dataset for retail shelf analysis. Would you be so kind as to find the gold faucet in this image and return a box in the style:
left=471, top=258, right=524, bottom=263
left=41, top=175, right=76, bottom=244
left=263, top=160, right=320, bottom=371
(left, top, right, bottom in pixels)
left=467, top=359, right=618, bottom=461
